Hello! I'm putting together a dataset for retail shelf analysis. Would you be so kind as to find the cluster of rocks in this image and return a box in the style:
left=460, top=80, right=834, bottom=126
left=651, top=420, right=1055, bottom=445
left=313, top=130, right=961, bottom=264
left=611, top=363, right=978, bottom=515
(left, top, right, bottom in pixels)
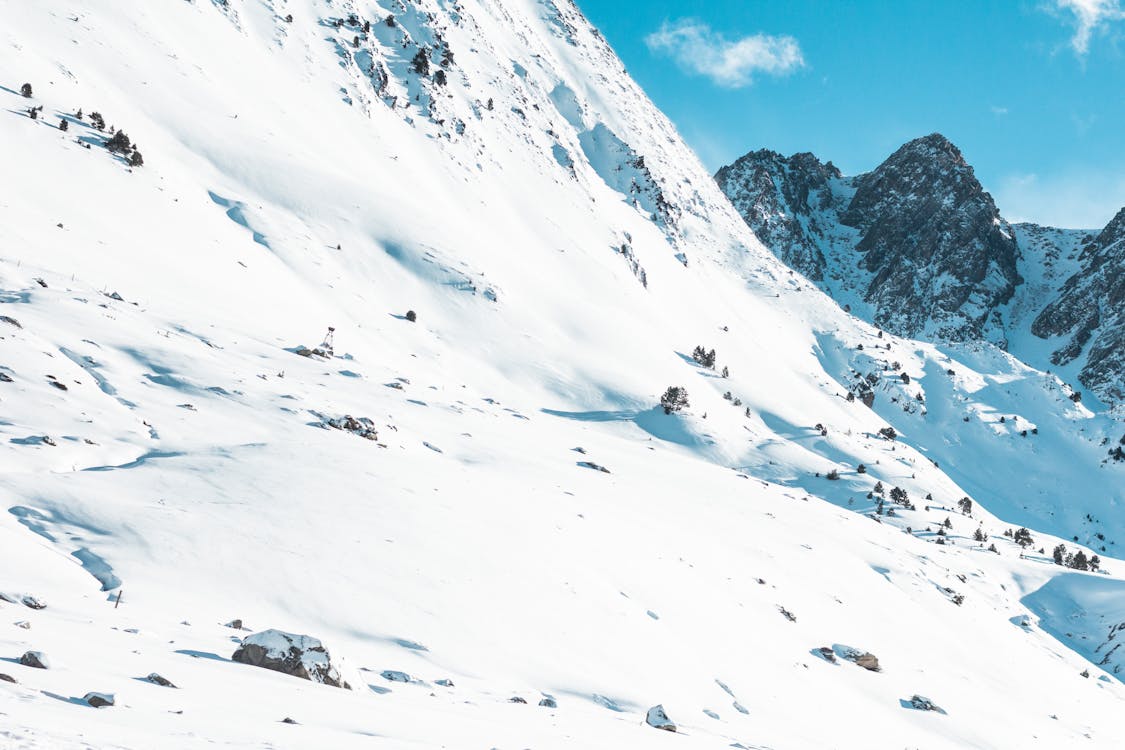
left=321, top=414, right=379, bottom=441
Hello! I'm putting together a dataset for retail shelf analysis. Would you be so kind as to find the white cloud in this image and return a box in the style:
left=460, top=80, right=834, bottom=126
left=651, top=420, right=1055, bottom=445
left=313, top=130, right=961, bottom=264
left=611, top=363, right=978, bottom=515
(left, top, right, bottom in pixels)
left=645, top=19, right=804, bottom=89
left=1053, top=0, right=1125, bottom=56
left=990, top=105, right=1010, bottom=116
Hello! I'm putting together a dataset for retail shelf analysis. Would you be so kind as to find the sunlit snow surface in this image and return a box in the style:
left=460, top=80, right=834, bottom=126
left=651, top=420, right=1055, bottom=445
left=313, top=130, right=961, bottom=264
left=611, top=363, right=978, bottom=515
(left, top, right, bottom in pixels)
left=1, top=0, right=1124, bottom=748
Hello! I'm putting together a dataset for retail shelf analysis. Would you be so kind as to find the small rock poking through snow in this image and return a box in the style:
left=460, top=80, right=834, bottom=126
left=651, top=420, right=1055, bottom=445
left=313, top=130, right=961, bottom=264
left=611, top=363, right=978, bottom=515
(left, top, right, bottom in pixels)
left=909, top=694, right=944, bottom=713
left=646, top=704, right=676, bottom=732
left=231, top=630, right=350, bottom=689
left=146, top=673, right=177, bottom=688
left=19, top=651, right=49, bottom=669
left=84, top=692, right=115, bottom=708
left=381, top=670, right=411, bottom=683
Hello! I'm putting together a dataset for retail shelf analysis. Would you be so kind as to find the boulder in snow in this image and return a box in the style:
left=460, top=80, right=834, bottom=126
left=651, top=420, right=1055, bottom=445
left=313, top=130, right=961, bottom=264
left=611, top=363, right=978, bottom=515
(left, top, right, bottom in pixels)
left=854, top=652, right=881, bottom=671
left=0, top=673, right=16, bottom=683
left=146, top=672, right=177, bottom=688
left=646, top=704, right=676, bottom=732
left=19, top=651, right=49, bottom=669
left=21, top=595, right=46, bottom=610
left=84, top=692, right=115, bottom=708
left=909, top=694, right=943, bottom=713
left=231, top=629, right=350, bottom=689
left=380, top=669, right=411, bottom=682
left=539, top=696, right=557, bottom=707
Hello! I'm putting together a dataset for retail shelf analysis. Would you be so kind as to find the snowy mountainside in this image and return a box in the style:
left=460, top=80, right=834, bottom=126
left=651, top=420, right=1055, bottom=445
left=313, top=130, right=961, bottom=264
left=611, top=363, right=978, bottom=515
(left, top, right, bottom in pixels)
left=2, top=1, right=1125, bottom=748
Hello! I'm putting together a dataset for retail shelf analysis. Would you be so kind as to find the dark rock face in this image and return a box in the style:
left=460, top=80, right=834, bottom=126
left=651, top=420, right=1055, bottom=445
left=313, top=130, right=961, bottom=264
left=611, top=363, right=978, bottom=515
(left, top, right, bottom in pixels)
left=1032, top=208, right=1125, bottom=403
left=231, top=630, right=350, bottom=689
left=715, top=149, right=844, bottom=282
left=841, top=134, right=1020, bottom=343
left=19, top=651, right=48, bottom=669
left=719, top=135, right=1021, bottom=345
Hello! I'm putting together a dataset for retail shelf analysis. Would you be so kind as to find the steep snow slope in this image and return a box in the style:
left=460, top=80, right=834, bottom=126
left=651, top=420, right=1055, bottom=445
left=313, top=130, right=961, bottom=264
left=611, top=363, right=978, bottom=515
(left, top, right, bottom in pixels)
left=2, top=1, right=1125, bottom=748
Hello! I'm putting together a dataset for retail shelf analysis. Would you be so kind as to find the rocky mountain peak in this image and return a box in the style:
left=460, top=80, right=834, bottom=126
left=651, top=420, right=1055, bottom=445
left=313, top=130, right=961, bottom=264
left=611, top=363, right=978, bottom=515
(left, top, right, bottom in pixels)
left=839, top=133, right=1020, bottom=342
left=1032, top=205, right=1125, bottom=402
left=714, top=149, right=845, bottom=281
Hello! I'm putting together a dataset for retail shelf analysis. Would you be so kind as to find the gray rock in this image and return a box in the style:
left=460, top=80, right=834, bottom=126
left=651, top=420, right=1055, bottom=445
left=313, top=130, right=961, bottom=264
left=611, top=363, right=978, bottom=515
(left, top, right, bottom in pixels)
left=146, top=673, right=177, bottom=688
left=19, top=651, right=49, bottom=669
left=539, top=696, right=557, bottom=708
left=231, top=630, right=350, bottom=689
left=380, top=670, right=410, bottom=683
left=909, top=694, right=942, bottom=712
left=84, top=692, right=115, bottom=708
left=21, top=596, right=46, bottom=610
left=0, top=673, right=16, bottom=683
left=854, top=652, right=881, bottom=671
left=646, top=704, right=676, bottom=732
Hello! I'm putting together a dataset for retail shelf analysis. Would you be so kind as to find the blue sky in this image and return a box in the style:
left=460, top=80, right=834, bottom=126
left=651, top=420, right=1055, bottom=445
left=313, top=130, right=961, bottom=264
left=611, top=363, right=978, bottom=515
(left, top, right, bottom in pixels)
left=577, top=0, right=1125, bottom=228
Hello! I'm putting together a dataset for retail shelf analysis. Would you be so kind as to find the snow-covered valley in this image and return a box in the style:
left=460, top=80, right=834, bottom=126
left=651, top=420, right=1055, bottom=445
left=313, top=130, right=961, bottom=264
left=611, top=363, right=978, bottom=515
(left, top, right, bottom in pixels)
left=2, top=1, right=1124, bottom=748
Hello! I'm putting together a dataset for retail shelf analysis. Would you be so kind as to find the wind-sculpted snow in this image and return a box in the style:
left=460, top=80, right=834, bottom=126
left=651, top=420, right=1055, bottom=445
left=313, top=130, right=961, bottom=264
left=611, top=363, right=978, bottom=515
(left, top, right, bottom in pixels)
left=0, top=1, right=1124, bottom=748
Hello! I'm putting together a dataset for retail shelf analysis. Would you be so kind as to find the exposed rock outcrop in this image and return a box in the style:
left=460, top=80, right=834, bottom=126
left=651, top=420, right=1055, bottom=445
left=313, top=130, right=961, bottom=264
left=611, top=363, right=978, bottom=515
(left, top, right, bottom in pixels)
left=231, top=630, right=350, bottom=689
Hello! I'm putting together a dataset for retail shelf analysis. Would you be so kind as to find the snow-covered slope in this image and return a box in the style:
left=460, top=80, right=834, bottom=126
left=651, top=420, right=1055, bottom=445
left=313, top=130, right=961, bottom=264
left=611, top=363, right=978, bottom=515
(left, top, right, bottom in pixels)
left=2, top=1, right=1125, bottom=748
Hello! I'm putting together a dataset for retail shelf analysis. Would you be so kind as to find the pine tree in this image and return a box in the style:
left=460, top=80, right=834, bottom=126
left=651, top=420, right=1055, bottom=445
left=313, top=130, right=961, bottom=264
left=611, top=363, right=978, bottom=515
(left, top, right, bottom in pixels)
left=129, top=149, right=144, bottom=167
left=660, top=386, right=688, bottom=415
left=59, top=119, right=69, bottom=131
left=21, top=82, right=33, bottom=97
left=1053, top=544, right=1067, bottom=565
left=411, top=48, right=431, bottom=76
left=106, top=130, right=132, bottom=154
left=957, top=497, right=972, bottom=515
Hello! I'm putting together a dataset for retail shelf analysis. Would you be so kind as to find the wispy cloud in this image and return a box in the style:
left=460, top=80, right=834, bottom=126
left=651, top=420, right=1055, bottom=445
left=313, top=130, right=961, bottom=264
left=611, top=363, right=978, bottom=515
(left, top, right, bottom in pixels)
left=994, top=171, right=1125, bottom=228
left=990, top=105, right=1010, bottom=116
left=644, top=19, right=804, bottom=89
left=1053, top=0, right=1125, bottom=56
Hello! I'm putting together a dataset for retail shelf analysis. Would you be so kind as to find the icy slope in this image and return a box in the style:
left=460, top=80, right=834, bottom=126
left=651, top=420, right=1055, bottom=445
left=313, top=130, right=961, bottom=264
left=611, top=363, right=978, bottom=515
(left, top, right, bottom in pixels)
left=2, top=1, right=1125, bottom=748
